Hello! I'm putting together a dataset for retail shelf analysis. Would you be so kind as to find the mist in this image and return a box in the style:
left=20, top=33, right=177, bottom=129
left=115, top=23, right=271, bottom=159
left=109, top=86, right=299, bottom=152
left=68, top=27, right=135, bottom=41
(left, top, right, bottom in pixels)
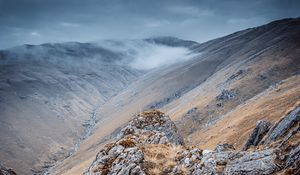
left=96, top=39, right=197, bottom=70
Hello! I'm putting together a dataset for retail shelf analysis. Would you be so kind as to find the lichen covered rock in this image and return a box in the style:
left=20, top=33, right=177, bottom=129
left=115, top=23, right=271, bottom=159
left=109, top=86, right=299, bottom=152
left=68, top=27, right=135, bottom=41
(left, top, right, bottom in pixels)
left=84, top=108, right=300, bottom=175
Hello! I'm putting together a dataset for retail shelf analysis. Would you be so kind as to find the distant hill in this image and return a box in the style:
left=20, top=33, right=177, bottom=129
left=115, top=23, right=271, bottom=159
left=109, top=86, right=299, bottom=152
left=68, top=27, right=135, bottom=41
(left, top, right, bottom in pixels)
left=0, top=38, right=196, bottom=174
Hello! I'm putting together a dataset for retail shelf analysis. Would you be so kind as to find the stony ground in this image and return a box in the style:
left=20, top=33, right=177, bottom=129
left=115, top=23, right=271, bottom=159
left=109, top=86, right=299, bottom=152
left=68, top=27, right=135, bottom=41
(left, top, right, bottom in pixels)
left=84, top=107, right=300, bottom=175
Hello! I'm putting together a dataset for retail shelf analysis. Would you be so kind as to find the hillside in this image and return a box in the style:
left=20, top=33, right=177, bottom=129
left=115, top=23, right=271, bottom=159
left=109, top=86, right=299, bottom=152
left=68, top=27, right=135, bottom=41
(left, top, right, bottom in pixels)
left=0, top=39, right=196, bottom=174
left=84, top=108, right=299, bottom=175
left=50, top=18, right=300, bottom=175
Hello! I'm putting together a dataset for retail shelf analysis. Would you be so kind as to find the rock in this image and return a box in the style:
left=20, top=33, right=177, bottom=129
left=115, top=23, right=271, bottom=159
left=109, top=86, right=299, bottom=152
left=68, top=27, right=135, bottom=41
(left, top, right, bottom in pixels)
left=0, top=164, right=17, bottom=175
left=285, top=145, right=300, bottom=168
left=224, top=149, right=281, bottom=175
left=216, top=89, right=237, bottom=101
left=215, top=143, right=236, bottom=152
left=263, top=105, right=300, bottom=143
left=85, top=109, right=300, bottom=175
left=243, top=120, right=271, bottom=150
left=227, top=70, right=245, bottom=81
left=118, top=110, right=184, bottom=145
left=84, top=110, right=183, bottom=175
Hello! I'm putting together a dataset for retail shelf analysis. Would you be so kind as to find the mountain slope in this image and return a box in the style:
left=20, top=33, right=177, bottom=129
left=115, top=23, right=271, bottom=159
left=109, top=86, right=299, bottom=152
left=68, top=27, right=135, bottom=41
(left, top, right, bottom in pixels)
left=50, top=18, right=300, bottom=175
left=0, top=39, right=196, bottom=174
left=84, top=108, right=299, bottom=175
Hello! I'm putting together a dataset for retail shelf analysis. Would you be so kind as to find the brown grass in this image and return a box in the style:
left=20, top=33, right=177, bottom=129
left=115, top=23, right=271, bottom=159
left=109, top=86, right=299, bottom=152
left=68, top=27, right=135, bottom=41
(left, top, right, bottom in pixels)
left=118, top=138, right=136, bottom=148
left=141, top=144, right=184, bottom=175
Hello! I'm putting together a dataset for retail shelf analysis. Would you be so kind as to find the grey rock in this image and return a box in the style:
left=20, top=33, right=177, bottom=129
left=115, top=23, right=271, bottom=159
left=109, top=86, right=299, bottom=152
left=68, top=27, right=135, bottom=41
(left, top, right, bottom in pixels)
left=216, top=89, right=237, bottom=101
left=119, top=110, right=184, bottom=145
left=224, top=149, right=281, bottom=175
left=0, top=164, right=17, bottom=175
left=243, top=120, right=271, bottom=150
left=285, top=145, right=300, bottom=168
left=215, top=143, right=236, bottom=152
left=264, top=105, right=300, bottom=143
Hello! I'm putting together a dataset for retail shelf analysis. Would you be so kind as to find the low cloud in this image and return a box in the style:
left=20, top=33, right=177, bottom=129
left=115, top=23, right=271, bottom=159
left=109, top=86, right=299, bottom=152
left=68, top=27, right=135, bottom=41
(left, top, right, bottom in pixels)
left=129, top=44, right=195, bottom=70
left=97, top=40, right=196, bottom=70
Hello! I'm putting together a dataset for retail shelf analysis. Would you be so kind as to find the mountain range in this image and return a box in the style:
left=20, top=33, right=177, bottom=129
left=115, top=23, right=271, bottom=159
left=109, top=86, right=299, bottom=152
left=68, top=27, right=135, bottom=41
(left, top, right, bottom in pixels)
left=0, top=17, right=299, bottom=175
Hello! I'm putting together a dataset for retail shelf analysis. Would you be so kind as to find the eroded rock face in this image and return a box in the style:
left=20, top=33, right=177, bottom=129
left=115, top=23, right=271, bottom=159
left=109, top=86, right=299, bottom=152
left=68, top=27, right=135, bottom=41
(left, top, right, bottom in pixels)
left=243, top=120, right=271, bottom=150
left=224, top=149, right=281, bottom=175
left=263, top=105, right=300, bottom=144
left=118, top=110, right=184, bottom=145
left=85, top=108, right=300, bottom=175
left=84, top=110, right=183, bottom=175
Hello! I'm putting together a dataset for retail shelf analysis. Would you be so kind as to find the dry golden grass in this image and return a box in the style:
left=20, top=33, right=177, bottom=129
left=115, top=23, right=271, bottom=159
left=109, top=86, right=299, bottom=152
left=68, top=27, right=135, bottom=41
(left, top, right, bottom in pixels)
left=142, top=144, right=185, bottom=175
left=189, top=75, right=300, bottom=150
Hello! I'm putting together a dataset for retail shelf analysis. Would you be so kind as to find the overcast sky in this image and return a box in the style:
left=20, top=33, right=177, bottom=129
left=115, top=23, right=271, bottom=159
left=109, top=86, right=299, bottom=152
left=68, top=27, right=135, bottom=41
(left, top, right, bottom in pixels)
left=0, top=0, right=300, bottom=49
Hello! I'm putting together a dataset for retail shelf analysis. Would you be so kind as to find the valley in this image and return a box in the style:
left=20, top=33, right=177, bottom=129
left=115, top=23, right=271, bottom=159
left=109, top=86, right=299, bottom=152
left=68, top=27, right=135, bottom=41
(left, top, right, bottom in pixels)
left=0, top=18, right=300, bottom=175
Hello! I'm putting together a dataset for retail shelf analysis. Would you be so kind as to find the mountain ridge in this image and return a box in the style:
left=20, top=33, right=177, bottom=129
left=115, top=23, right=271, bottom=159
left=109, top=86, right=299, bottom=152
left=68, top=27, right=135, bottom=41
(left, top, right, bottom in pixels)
left=49, top=17, right=300, bottom=174
left=0, top=17, right=299, bottom=175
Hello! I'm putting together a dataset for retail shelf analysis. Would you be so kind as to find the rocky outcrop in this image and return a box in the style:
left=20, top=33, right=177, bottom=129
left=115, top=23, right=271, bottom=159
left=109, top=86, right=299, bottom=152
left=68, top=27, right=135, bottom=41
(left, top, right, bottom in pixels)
left=243, top=120, right=271, bottom=150
left=263, top=105, right=300, bottom=144
left=216, top=89, right=237, bottom=101
left=84, top=110, right=184, bottom=175
left=0, top=164, right=17, bottom=175
left=224, top=149, right=281, bottom=175
left=118, top=110, right=184, bottom=145
left=85, top=108, right=300, bottom=175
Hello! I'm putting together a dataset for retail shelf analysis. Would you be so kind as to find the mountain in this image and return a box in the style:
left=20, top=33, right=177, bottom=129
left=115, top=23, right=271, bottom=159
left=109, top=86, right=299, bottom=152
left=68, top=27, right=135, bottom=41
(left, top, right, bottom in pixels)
left=84, top=108, right=299, bottom=175
left=1, top=17, right=300, bottom=175
left=49, top=18, right=300, bottom=175
left=0, top=39, right=197, bottom=174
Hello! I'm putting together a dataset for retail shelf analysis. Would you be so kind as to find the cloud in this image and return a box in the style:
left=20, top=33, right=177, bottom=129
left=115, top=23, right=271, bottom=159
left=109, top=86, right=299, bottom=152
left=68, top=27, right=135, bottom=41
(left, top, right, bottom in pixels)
left=129, top=44, right=196, bottom=70
left=96, top=39, right=197, bottom=70
left=30, top=31, right=41, bottom=36
left=143, top=19, right=170, bottom=28
left=0, top=0, right=300, bottom=49
left=168, top=6, right=214, bottom=17
left=59, top=22, right=80, bottom=27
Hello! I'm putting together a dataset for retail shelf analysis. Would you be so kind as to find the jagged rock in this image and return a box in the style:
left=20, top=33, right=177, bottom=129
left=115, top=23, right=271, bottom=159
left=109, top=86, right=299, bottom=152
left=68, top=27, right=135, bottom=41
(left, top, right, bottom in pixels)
left=285, top=145, right=300, bottom=168
left=0, top=164, right=17, bottom=175
left=263, top=105, right=300, bottom=143
left=118, top=110, right=184, bottom=145
left=243, top=120, right=271, bottom=150
left=85, top=139, right=146, bottom=175
left=84, top=110, right=183, bottom=175
left=215, top=143, right=236, bottom=152
left=224, top=149, right=281, bottom=175
left=85, top=109, right=300, bottom=175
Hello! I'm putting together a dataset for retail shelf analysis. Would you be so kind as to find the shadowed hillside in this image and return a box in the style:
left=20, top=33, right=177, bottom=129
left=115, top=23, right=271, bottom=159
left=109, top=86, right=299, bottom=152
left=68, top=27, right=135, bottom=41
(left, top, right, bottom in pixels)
left=0, top=39, right=196, bottom=174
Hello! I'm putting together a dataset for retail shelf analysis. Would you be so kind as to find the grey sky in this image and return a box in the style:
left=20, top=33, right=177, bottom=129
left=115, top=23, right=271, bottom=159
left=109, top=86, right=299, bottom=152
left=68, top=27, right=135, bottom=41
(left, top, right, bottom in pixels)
left=0, top=0, right=300, bottom=49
